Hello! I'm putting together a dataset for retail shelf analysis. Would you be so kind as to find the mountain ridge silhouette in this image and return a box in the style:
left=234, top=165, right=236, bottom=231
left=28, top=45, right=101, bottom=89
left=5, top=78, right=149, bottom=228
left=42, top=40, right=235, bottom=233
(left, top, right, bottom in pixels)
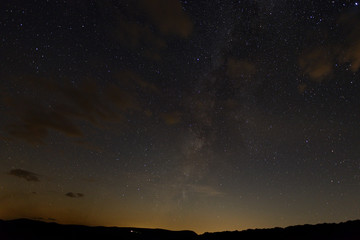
left=1, top=218, right=359, bottom=239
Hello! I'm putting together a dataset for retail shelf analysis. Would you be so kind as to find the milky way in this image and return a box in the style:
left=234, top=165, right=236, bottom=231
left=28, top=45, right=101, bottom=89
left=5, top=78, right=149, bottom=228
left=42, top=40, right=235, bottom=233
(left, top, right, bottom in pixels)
left=1, top=0, right=360, bottom=233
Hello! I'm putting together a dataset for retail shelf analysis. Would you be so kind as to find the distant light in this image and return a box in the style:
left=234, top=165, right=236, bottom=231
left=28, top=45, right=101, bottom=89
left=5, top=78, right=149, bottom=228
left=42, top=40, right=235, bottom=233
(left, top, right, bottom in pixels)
left=355, top=2, right=359, bottom=6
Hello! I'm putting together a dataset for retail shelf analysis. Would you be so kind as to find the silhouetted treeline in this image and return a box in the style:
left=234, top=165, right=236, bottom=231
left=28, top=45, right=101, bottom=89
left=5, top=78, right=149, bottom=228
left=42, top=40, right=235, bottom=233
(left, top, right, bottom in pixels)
left=0, top=218, right=359, bottom=240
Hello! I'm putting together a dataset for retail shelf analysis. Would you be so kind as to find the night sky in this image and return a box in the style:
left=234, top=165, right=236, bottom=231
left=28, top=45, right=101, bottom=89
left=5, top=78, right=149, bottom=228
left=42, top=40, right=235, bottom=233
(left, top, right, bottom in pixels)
left=1, top=0, right=360, bottom=233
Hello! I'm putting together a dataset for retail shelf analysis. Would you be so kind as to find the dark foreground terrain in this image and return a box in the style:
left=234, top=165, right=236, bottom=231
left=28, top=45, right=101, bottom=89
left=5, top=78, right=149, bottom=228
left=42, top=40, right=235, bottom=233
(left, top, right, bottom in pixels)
left=1, top=218, right=359, bottom=240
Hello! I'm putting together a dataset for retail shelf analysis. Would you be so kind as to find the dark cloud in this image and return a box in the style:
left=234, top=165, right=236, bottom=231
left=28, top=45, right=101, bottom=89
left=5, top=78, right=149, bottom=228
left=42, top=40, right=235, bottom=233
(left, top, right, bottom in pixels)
left=4, top=95, right=83, bottom=144
left=1, top=71, right=158, bottom=143
left=187, top=184, right=224, bottom=197
left=161, top=111, right=182, bottom=125
left=65, top=192, right=84, bottom=198
left=113, top=15, right=167, bottom=49
left=341, top=40, right=360, bottom=71
left=298, top=83, right=307, bottom=94
left=139, top=0, right=193, bottom=38
left=299, top=48, right=333, bottom=81
left=56, top=80, right=116, bottom=123
left=226, top=58, right=256, bottom=89
left=95, top=0, right=167, bottom=51
left=96, top=0, right=192, bottom=61
left=299, top=10, right=360, bottom=81
left=8, top=169, right=40, bottom=182
left=105, top=71, right=158, bottom=112
left=226, top=58, right=256, bottom=79
left=338, top=12, right=360, bottom=72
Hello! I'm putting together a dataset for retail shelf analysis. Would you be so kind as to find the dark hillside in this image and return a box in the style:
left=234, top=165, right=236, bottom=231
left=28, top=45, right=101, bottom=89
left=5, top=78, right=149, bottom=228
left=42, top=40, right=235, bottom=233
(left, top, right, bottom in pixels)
left=1, top=219, right=359, bottom=240
left=0, top=219, right=197, bottom=240
left=201, top=220, right=360, bottom=240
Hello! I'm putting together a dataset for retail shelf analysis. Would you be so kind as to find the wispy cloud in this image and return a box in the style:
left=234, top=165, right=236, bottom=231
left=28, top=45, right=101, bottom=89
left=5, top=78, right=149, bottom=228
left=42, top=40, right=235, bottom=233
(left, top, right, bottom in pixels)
left=8, top=169, right=40, bottom=182
left=187, top=184, right=224, bottom=197
left=161, top=111, right=182, bottom=125
left=139, top=0, right=193, bottom=38
left=299, top=10, right=360, bottom=81
left=65, top=192, right=84, bottom=198
left=1, top=71, right=158, bottom=144
left=299, top=48, right=333, bottom=81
